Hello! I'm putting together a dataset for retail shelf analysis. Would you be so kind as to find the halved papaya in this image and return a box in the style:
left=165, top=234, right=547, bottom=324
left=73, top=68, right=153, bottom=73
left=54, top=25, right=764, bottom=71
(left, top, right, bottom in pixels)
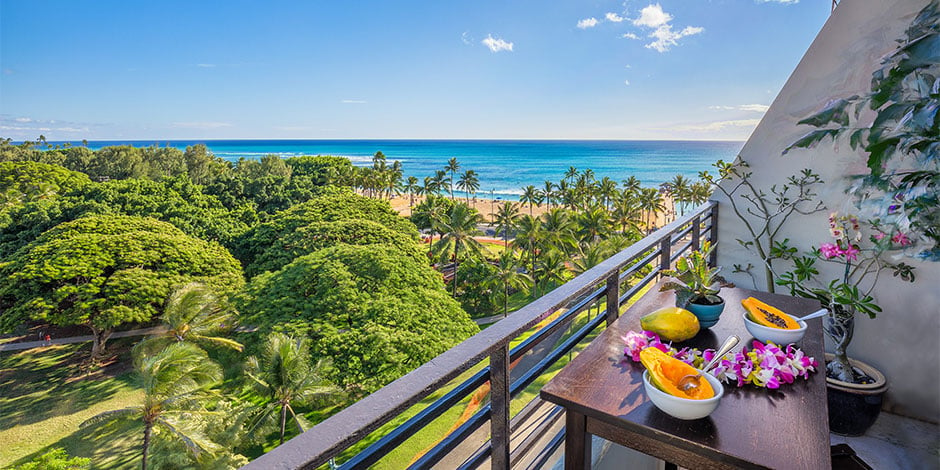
left=639, top=347, right=715, bottom=400
left=742, top=297, right=800, bottom=330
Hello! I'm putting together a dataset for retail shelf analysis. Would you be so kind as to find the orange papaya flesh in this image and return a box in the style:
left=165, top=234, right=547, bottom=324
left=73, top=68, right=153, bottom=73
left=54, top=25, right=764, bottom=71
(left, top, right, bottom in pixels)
left=742, top=297, right=800, bottom=330
left=639, top=347, right=715, bottom=400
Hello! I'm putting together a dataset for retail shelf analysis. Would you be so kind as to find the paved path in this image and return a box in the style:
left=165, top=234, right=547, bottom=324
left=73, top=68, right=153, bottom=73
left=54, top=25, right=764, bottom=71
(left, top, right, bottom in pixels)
left=0, top=326, right=166, bottom=352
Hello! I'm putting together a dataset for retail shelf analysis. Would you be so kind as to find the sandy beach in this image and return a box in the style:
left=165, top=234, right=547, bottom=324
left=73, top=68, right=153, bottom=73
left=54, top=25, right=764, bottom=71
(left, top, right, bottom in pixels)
left=387, top=195, right=674, bottom=230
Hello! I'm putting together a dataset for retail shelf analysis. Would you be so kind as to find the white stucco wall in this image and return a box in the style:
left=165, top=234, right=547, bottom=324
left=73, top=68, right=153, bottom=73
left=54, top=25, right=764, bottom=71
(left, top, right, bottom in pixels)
left=713, top=0, right=939, bottom=423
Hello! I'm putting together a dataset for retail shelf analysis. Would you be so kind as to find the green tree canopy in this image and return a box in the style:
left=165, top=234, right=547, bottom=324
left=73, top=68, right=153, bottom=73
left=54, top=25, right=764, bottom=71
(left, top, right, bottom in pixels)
left=0, top=161, right=91, bottom=206
left=0, top=176, right=253, bottom=258
left=0, top=215, right=244, bottom=358
left=238, top=244, right=478, bottom=395
left=248, top=218, right=425, bottom=278
left=234, top=190, right=419, bottom=269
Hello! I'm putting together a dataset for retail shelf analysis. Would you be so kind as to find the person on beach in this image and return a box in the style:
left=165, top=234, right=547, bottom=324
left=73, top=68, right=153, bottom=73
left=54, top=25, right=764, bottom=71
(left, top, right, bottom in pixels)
left=44, top=334, right=52, bottom=346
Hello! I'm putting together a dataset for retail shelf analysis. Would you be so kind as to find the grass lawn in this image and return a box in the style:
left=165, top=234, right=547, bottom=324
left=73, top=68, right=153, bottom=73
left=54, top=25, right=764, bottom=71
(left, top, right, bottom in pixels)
left=0, top=339, right=144, bottom=469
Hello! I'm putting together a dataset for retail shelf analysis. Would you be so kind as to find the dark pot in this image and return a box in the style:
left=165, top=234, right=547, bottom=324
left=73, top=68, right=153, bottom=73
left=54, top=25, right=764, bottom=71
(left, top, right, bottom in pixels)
left=825, top=353, right=887, bottom=436
left=683, top=296, right=725, bottom=329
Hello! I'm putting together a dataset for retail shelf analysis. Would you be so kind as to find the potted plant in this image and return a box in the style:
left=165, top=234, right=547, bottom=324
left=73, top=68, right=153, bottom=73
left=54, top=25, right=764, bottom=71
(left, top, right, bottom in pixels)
left=659, top=241, right=732, bottom=328
left=779, top=0, right=937, bottom=435
left=776, top=213, right=916, bottom=435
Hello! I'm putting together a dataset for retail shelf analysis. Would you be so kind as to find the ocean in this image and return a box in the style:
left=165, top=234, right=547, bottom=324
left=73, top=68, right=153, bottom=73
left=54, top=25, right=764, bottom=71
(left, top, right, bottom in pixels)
left=75, top=140, right=743, bottom=200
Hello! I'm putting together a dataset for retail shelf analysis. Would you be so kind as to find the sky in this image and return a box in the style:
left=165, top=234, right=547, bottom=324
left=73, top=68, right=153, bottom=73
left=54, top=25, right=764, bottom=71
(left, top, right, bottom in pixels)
left=0, top=0, right=831, bottom=141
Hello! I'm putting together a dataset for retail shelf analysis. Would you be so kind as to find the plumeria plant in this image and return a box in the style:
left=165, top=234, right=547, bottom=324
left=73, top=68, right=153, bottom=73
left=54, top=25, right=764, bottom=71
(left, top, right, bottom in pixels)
left=622, top=330, right=818, bottom=389
left=775, top=212, right=916, bottom=383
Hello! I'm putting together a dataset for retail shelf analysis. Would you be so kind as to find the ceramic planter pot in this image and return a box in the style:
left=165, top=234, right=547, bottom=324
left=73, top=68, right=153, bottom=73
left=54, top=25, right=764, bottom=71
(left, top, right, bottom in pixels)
left=825, top=353, right=887, bottom=436
left=682, top=296, right=725, bottom=329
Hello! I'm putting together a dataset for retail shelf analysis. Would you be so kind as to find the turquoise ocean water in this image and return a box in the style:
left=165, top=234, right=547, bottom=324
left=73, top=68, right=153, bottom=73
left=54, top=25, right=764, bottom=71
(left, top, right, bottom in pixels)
left=78, top=140, right=743, bottom=200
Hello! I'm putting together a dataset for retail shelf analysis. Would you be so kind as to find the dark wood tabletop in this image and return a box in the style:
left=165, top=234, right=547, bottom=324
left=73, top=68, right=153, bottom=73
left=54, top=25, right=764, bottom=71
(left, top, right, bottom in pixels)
left=540, top=283, right=831, bottom=470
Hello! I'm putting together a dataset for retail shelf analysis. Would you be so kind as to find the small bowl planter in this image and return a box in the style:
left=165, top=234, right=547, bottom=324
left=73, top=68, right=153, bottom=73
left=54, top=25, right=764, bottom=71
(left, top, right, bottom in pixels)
left=684, top=297, right=726, bottom=329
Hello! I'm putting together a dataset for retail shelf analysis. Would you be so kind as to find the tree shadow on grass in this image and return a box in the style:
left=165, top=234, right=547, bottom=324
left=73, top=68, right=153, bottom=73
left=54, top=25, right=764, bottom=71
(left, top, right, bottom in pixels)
left=9, top=417, right=142, bottom=469
left=0, top=339, right=138, bottom=428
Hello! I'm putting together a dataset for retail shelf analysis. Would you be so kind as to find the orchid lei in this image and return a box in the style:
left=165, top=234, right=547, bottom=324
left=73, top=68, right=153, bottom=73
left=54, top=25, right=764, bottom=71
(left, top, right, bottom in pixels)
left=622, top=330, right=818, bottom=389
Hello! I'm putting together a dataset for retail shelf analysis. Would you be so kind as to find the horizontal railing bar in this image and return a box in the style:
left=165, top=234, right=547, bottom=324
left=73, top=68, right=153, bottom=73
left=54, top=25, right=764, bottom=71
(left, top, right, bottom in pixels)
left=670, top=240, right=694, bottom=263
left=509, top=403, right=565, bottom=468
left=338, top=367, right=490, bottom=469
left=243, top=202, right=717, bottom=470
left=619, top=267, right=661, bottom=305
left=509, top=310, right=607, bottom=397
left=673, top=223, right=694, bottom=240
left=620, top=248, right=660, bottom=281
left=509, top=284, right=605, bottom=361
left=530, top=427, right=566, bottom=470
left=410, top=404, right=491, bottom=468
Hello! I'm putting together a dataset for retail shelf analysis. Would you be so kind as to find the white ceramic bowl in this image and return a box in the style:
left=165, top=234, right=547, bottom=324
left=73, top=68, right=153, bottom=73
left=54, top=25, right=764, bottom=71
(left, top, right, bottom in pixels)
left=742, top=313, right=807, bottom=345
left=642, top=370, right=724, bottom=420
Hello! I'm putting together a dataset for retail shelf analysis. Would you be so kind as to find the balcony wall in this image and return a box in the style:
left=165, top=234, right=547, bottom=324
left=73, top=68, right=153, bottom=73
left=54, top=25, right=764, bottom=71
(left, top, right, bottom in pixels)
left=713, top=0, right=939, bottom=422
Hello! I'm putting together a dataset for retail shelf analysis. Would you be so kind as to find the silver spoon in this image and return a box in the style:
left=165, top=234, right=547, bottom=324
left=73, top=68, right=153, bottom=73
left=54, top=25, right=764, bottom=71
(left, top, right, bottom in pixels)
left=798, top=309, right=829, bottom=322
left=677, top=335, right=740, bottom=393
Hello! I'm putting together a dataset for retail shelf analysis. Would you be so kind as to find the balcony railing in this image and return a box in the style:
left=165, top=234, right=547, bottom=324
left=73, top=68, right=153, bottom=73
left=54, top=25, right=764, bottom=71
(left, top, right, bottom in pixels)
left=244, top=201, right=719, bottom=470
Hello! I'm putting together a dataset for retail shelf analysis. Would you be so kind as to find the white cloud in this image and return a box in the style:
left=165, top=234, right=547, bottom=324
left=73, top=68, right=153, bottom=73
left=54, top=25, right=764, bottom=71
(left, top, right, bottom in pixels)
left=14, top=117, right=32, bottom=122
left=482, top=34, right=514, bottom=52
left=629, top=4, right=703, bottom=52
left=709, top=104, right=770, bottom=113
left=633, top=4, right=672, bottom=28
left=739, top=104, right=770, bottom=112
left=667, top=119, right=762, bottom=132
left=171, top=121, right=232, bottom=129
left=577, top=17, right=599, bottom=29
left=605, top=12, right=625, bottom=23
left=758, top=0, right=799, bottom=3
left=646, top=25, right=703, bottom=52
left=196, top=63, right=216, bottom=68
left=461, top=32, right=472, bottom=45
left=624, top=79, right=631, bottom=86
left=341, top=99, right=367, bottom=104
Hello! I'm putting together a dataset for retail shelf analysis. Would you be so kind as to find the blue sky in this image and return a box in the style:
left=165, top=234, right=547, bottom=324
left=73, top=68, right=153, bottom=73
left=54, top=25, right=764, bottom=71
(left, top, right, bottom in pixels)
left=0, top=0, right=830, bottom=141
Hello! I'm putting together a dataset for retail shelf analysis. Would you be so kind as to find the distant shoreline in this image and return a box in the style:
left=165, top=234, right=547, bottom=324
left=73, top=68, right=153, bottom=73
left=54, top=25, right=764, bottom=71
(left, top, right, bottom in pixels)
left=386, top=194, right=675, bottom=230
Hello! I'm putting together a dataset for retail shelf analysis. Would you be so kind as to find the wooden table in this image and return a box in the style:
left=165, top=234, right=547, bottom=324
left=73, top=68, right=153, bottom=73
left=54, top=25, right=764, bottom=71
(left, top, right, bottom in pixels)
left=540, top=284, right=831, bottom=470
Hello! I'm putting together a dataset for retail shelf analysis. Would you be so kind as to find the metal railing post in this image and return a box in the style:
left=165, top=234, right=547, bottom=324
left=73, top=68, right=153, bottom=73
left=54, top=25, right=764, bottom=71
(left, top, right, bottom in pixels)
left=605, top=272, right=620, bottom=326
left=691, top=215, right=701, bottom=252
left=490, top=345, right=511, bottom=468
left=708, top=202, right=719, bottom=267
left=659, top=238, right=672, bottom=275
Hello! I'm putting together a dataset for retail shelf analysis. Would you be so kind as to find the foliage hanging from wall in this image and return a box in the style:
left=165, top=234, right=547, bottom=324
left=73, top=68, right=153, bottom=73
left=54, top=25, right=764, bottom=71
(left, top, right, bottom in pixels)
left=785, top=0, right=940, bottom=261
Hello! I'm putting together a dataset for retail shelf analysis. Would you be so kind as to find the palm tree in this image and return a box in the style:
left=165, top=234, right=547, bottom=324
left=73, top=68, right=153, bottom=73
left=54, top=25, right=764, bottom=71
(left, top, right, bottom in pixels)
left=520, top=185, right=541, bottom=217
left=431, top=170, right=449, bottom=196
left=486, top=251, right=532, bottom=317
left=535, top=249, right=568, bottom=295
left=621, top=175, right=642, bottom=197
left=638, top=187, right=665, bottom=233
left=403, top=176, right=420, bottom=214
left=134, top=283, right=242, bottom=357
left=456, top=169, right=480, bottom=203
left=577, top=206, right=612, bottom=245
left=611, top=194, right=642, bottom=235
left=564, top=166, right=579, bottom=182
left=246, top=333, right=342, bottom=445
left=432, top=204, right=485, bottom=297
left=598, top=176, right=618, bottom=211
left=689, top=181, right=712, bottom=208
left=445, top=157, right=460, bottom=200
left=540, top=208, right=578, bottom=255
left=511, top=215, right=543, bottom=298
left=82, top=343, right=223, bottom=470
left=494, top=201, right=520, bottom=244
left=669, top=174, right=691, bottom=217
left=542, top=180, right=556, bottom=208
